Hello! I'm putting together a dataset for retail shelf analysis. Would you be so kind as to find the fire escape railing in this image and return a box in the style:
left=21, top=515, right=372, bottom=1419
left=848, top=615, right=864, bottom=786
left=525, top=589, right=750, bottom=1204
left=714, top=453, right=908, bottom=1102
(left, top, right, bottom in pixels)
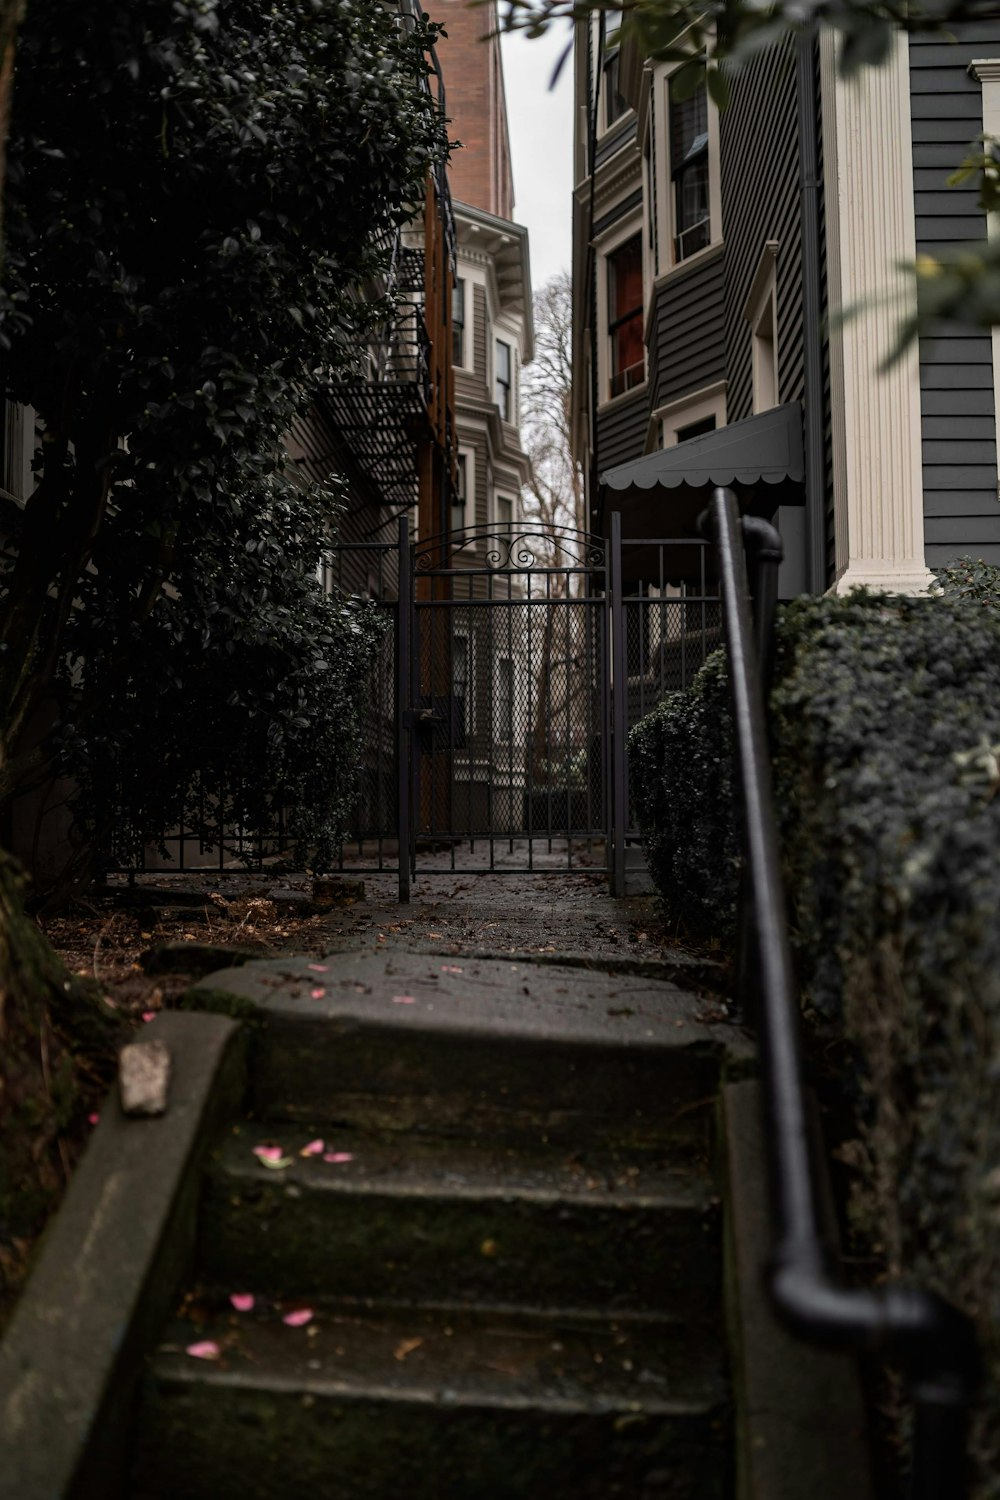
left=702, top=486, right=979, bottom=1500
left=321, top=0, right=455, bottom=519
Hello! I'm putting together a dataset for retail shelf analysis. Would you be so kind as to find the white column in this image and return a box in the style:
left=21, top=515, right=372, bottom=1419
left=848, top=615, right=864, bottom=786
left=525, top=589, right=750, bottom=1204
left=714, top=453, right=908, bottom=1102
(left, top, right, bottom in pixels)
left=821, top=31, right=935, bottom=594
left=969, top=60, right=1000, bottom=477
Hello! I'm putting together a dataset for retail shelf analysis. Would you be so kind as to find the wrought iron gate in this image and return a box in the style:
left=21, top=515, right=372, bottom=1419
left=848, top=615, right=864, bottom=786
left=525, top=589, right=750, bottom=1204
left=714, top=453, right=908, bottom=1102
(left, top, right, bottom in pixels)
left=332, top=515, right=716, bottom=900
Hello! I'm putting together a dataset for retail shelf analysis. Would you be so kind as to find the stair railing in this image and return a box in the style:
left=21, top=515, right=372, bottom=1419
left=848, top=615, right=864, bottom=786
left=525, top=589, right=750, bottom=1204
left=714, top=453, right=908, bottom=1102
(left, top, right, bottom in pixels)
left=701, top=486, right=979, bottom=1500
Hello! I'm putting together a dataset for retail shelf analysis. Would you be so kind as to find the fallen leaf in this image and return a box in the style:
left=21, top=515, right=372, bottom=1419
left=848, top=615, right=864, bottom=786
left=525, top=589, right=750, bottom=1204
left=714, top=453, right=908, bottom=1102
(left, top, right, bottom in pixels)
left=259, top=1155, right=293, bottom=1170
left=282, top=1308, right=313, bottom=1327
left=300, top=1139, right=325, bottom=1157
left=230, top=1294, right=255, bottom=1313
left=186, top=1341, right=221, bottom=1361
left=393, top=1337, right=423, bottom=1361
left=428, top=932, right=444, bottom=939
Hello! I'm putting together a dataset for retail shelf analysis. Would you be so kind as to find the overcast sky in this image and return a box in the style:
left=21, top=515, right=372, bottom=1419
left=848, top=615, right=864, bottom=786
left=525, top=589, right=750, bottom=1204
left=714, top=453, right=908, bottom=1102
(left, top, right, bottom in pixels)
left=499, top=26, right=575, bottom=294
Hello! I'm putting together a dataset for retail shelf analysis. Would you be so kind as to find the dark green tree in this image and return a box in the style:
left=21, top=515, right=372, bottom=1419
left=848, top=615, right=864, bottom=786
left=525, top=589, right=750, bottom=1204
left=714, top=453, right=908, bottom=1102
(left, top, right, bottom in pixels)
left=0, top=0, right=444, bottom=880
left=0, top=0, right=446, bottom=1298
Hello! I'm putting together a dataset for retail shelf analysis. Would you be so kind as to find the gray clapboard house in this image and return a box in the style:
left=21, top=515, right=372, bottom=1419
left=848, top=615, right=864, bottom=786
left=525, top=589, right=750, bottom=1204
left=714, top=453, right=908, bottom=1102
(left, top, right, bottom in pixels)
left=572, top=17, right=1000, bottom=594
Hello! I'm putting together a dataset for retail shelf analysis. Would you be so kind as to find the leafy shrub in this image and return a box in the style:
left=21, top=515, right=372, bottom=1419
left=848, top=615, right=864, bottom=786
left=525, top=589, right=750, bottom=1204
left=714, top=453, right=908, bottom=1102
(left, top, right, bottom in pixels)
left=628, top=649, right=739, bottom=940
left=630, top=575, right=1000, bottom=1492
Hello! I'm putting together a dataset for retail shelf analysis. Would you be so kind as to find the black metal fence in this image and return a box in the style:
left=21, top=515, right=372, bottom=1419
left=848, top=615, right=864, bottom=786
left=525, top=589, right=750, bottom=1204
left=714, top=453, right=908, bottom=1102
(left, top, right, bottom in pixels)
left=103, top=515, right=720, bottom=896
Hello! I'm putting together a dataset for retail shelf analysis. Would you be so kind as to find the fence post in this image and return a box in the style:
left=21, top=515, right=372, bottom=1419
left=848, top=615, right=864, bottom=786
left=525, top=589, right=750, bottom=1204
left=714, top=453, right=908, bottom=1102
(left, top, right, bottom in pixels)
left=396, top=514, right=411, bottom=904
left=610, top=511, right=627, bottom=898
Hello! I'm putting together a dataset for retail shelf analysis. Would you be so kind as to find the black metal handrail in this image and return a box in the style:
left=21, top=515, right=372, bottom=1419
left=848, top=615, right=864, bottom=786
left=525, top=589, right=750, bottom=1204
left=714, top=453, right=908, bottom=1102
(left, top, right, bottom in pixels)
left=702, top=486, right=979, bottom=1500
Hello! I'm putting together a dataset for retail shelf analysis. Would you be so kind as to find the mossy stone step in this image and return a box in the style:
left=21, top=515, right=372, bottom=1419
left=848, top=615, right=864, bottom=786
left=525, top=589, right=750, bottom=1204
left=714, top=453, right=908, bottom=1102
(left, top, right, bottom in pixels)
left=186, top=950, right=745, bottom=1149
left=198, top=1122, right=721, bottom=1316
left=133, top=1300, right=731, bottom=1500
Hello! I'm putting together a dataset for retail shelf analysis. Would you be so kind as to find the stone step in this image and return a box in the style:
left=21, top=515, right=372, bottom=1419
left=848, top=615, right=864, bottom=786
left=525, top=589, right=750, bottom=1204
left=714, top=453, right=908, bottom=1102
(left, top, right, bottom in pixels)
left=198, top=1122, right=722, bottom=1317
left=133, top=1300, right=732, bottom=1500
left=186, top=950, right=746, bottom=1149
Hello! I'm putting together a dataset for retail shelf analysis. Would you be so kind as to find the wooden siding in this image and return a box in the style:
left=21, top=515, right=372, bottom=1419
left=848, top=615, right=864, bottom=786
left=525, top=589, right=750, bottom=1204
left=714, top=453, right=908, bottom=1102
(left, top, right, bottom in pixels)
left=595, top=115, right=637, bottom=168
left=720, top=36, right=803, bottom=425
left=648, top=251, right=726, bottom=412
left=910, top=27, right=1000, bottom=566
left=594, top=189, right=643, bottom=240
left=596, top=388, right=648, bottom=472
left=473, top=284, right=488, bottom=384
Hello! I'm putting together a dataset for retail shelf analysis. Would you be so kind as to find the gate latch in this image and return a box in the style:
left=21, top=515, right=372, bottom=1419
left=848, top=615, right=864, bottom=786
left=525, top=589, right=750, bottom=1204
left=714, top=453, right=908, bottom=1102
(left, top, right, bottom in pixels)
left=403, top=707, right=443, bottom=729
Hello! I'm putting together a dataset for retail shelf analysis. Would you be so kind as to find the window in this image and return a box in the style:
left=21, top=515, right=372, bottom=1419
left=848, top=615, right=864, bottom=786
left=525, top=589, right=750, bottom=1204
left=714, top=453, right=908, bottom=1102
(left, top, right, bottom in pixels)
left=452, top=277, right=465, bottom=367
left=453, top=632, right=470, bottom=733
left=495, top=340, right=512, bottom=421
left=495, top=494, right=513, bottom=529
left=656, top=381, right=727, bottom=448
left=607, top=236, right=645, bottom=398
left=669, top=72, right=710, bottom=262
left=744, top=242, right=779, bottom=413
left=496, top=657, right=514, bottom=744
left=676, top=414, right=716, bottom=443
left=601, top=13, right=628, bottom=130
left=452, top=453, right=467, bottom=534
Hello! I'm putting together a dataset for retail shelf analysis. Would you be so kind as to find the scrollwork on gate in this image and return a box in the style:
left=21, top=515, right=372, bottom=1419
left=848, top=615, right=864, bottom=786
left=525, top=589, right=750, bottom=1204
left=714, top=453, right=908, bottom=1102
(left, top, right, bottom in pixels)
left=413, top=524, right=606, bottom=573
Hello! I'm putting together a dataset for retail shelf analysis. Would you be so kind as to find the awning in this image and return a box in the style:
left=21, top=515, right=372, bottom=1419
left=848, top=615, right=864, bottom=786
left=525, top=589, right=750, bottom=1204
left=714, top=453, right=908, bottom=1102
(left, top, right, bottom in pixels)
left=600, top=401, right=804, bottom=517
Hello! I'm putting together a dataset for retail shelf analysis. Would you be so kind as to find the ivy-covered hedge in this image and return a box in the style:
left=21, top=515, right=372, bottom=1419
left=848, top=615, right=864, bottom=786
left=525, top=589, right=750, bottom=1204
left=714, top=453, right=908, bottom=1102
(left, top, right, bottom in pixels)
left=629, top=562, right=1000, bottom=1493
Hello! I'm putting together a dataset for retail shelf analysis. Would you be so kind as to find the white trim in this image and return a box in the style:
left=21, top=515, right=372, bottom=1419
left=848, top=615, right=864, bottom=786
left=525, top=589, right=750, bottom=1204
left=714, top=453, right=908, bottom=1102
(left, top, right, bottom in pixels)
left=649, top=59, right=723, bottom=278
left=455, top=443, right=476, bottom=527
left=744, top=241, right=780, bottom=413
left=655, top=382, right=728, bottom=449
left=452, top=274, right=470, bottom=372
left=969, top=59, right=1000, bottom=490
left=492, top=489, right=517, bottom=528
left=821, top=29, right=934, bottom=594
left=594, top=211, right=647, bottom=405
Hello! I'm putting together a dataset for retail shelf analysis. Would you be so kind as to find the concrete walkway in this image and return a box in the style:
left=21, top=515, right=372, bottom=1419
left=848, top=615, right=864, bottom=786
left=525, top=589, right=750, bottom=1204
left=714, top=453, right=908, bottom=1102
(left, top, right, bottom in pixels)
left=289, top=854, right=725, bottom=992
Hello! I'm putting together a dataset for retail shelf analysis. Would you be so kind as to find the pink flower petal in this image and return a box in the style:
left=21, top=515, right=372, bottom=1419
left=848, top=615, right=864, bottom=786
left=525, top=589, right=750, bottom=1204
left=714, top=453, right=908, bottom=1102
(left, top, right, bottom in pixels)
left=323, top=1151, right=354, bottom=1164
left=392, top=994, right=416, bottom=1005
left=186, top=1341, right=221, bottom=1360
left=300, top=1139, right=325, bottom=1157
left=141, top=1011, right=156, bottom=1022
left=230, top=1294, right=255, bottom=1313
left=440, top=965, right=463, bottom=975
left=307, top=964, right=329, bottom=973
left=310, top=987, right=326, bottom=1000
left=87, top=1112, right=100, bottom=1126
left=282, top=1308, right=313, bottom=1327
left=253, top=1144, right=284, bottom=1162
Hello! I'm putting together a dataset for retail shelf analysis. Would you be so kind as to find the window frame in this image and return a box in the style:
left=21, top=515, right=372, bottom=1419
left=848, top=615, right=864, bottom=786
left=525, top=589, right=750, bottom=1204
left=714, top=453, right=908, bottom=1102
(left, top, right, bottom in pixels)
left=495, top=654, right=515, bottom=745
left=598, top=11, right=630, bottom=134
left=652, top=380, right=728, bottom=449
left=452, top=627, right=473, bottom=734
left=743, top=241, right=779, bottom=414
left=494, top=338, right=512, bottom=421
left=650, top=55, right=723, bottom=279
left=607, top=233, right=646, bottom=400
left=668, top=70, right=711, bottom=264
left=452, top=276, right=467, bottom=369
left=494, top=492, right=515, bottom=530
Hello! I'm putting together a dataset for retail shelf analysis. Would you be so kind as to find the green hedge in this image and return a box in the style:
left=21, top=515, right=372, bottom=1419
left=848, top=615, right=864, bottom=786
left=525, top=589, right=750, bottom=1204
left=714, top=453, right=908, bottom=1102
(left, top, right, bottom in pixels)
left=629, top=564, right=1000, bottom=1493
left=627, top=650, right=738, bottom=941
